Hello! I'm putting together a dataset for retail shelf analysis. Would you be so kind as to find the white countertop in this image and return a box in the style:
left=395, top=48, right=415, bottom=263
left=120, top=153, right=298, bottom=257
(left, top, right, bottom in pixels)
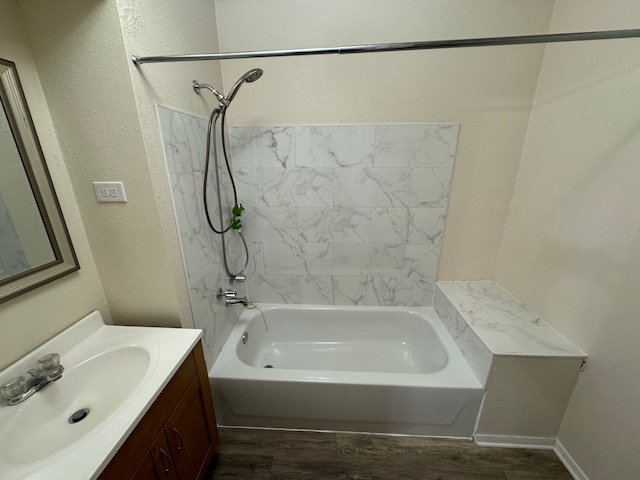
left=0, top=311, right=202, bottom=480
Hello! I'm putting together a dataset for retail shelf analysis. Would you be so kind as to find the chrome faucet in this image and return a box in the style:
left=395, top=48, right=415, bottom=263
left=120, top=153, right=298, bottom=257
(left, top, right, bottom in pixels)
left=1, top=353, right=64, bottom=406
left=216, top=288, right=249, bottom=307
left=226, top=297, right=249, bottom=307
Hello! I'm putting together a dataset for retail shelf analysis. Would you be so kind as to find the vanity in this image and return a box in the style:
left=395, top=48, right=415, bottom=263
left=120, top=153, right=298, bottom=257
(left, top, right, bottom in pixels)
left=98, top=338, right=218, bottom=480
left=0, top=312, right=219, bottom=480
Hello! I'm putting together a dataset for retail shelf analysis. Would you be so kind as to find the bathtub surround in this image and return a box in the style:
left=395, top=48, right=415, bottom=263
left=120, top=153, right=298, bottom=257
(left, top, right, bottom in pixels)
left=158, top=106, right=459, bottom=362
left=435, top=281, right=585, bottom=447
left=435, top=281, right=585, bottom=357
left=231, top=123, right=459, bottom=306
left=158, top=105, right=242, bottom=368
left=433, top=286, right=493, bottom=386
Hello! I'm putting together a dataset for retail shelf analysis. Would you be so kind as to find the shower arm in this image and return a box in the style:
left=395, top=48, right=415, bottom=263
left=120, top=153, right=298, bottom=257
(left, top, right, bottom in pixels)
left=132, top=28, right=640, bottom=65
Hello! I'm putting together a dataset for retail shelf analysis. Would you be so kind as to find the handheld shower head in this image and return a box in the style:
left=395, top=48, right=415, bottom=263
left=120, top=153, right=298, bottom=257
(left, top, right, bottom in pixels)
left=225, top=68, right=263, bottom=104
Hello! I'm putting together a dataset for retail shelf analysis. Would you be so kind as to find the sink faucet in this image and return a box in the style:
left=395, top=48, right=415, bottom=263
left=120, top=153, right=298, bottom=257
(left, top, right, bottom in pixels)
left=1, top=353, right=64, bottom=406
left=216, top=288, right=249, bottom=307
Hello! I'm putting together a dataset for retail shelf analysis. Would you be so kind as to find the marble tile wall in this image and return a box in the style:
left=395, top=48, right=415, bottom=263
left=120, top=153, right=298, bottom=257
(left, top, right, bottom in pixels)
left=435, top=281, right=586, bottom=357
left=157, top=105, right=242, bottom=368
left=434, top=280, right=586, bottom=385
left=230, top=124, right=460, bottom=306
left=158, top=104, right=460, bottom=363
left=433, top=285, right=493, bottom=385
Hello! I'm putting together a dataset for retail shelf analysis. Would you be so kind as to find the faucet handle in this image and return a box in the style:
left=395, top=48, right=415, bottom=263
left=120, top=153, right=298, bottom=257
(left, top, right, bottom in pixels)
left=1, top=376, right=27, bottom=401
left=226, top=274, right=246, bottom=284
left=37, top=353, right=61, bottom=370
left=216, top=288, right=237, bottom=299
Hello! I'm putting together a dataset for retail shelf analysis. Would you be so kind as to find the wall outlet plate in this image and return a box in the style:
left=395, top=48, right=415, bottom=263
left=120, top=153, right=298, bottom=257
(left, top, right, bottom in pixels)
left=93, top=181, right=127, bottom=203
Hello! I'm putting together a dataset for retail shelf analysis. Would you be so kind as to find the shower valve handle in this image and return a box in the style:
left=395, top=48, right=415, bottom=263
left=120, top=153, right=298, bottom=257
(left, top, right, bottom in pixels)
left=216, top=288, right=237, bottom=299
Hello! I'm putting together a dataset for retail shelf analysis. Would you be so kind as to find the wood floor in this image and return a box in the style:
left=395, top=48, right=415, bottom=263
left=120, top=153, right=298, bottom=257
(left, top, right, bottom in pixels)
left=209, top=427, right=573, bottom=480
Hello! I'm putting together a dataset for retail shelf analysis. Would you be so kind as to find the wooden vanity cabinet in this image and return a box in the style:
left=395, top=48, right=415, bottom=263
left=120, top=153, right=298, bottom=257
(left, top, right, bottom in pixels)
left=99, top=341, right=219, bottom=480
left=132, top=433, right=178, bottom=480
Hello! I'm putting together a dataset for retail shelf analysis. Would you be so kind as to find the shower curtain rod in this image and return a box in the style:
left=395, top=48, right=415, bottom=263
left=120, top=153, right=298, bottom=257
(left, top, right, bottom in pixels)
left=132, top=28, right=640, bottom=65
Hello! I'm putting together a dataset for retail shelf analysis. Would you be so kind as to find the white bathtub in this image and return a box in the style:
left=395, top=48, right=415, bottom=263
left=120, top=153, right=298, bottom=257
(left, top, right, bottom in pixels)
left=210, top=304, right=484, bottom=437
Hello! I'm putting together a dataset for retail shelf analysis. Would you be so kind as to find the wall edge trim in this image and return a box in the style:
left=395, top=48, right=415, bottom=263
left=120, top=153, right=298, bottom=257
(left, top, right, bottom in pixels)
left=554, top=438, right=589, bottom=480
left=473, top=434, right=555, bottom=450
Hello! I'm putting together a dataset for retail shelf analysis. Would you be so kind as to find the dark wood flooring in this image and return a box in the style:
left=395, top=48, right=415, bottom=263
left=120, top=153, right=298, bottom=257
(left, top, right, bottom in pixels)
left=209, top=427, right=573, bottom=480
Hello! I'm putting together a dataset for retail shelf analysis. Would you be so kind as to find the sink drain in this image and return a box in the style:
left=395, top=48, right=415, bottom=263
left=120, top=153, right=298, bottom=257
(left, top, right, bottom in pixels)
left=264, top=365, right=273, bottom=368
left=69, top=408, right=90, bottom=424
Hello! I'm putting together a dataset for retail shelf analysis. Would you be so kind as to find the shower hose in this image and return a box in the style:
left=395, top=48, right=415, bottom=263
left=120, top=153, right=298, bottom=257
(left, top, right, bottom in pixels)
left=202, top=105, right=249, bottom=279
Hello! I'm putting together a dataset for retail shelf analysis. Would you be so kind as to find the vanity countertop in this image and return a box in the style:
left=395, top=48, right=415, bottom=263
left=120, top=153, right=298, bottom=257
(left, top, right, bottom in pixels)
left=0, top=311, right=202, bottom=480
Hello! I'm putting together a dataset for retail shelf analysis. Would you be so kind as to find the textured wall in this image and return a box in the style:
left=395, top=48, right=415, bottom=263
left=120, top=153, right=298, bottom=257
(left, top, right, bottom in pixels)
left=0, top=0, right=109, bottom=370
left=495, top=0, right=640, bottom=477
left=19, top=0, right=182, bottom=327
left=476, top=357, right=582, bottom=439
left=214, top=0, right=555, bottom=281
left=116, top=0, right=226, bottom=328
left=18, top=0, right=224, bottom=329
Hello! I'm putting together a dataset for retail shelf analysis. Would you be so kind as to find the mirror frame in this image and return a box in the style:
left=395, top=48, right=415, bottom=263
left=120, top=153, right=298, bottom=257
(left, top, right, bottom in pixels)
left=0, top=58, right=79, bottom=304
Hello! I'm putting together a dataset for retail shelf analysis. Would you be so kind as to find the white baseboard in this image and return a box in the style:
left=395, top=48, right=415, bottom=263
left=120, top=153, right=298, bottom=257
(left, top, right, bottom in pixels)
left=554, top=439, right=589, bottom=480
left=473, top=434, right=556, bottom=449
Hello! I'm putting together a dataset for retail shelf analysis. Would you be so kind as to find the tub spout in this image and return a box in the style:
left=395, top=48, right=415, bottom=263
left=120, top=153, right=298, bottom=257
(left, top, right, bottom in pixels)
left=217, top=287, right=248, bottom=307
left=225, top=297, right=248, bottom=307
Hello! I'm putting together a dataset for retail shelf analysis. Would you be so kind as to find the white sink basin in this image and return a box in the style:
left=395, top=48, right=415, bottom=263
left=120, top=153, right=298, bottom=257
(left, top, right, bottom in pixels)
left=0, top=312, right=201, bottom=480
left=1, top=346, right=150, bottom=464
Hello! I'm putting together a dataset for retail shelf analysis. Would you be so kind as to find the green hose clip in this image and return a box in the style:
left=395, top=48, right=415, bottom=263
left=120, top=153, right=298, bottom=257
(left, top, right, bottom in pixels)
left=231, top=203, right=244, bottom=230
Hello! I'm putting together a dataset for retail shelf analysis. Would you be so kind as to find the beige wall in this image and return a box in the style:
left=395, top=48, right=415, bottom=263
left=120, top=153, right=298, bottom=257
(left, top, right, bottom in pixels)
left=476, top=357, right=582, bottom=439
left=214, top=0, right=555, bottom=280
left=18, top=0, right=223, bottom=328
left=115, top=0, right=225, bottom=328
left=0, top=0, right=109, bottom=370
left=495, top=1, right=640, bottom=477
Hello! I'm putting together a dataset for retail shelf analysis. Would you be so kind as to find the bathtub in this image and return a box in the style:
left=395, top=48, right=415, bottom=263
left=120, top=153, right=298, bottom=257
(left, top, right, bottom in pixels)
left=210, top=304, right=484, bottom=437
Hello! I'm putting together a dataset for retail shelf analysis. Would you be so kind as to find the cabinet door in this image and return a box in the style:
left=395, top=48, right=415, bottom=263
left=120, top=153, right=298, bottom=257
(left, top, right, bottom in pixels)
left=130, top=452, right=161, bottom=480
left=145, top=432, right=179, bottom=480
left=165, top=373, right=215, bottom=480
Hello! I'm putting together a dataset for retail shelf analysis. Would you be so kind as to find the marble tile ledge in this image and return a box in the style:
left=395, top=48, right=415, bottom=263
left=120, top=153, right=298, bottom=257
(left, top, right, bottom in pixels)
left=435, top=281, right=586, bottom=358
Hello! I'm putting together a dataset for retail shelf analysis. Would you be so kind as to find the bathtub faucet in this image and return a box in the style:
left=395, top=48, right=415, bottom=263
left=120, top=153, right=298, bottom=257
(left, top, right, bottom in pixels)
left=216, top=288, right=249, bottom=307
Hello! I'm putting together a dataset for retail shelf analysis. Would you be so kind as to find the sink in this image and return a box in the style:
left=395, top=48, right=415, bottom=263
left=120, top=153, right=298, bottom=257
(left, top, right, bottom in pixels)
left=0, top=346, right=150, bottom=464
left=0, top=311, right=202, bottom=480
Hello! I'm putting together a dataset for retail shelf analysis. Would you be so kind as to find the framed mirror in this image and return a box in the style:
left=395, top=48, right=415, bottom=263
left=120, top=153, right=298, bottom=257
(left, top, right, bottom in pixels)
left=0, top=58, right=79, bottom=304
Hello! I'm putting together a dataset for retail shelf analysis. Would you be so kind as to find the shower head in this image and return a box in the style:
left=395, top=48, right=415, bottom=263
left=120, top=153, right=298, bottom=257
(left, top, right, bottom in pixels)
left=225, top=68, right=263, bottom=104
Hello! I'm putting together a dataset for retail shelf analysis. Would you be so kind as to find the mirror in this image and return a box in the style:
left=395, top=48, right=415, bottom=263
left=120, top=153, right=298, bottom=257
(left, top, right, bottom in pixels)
left=0, top=58, right=78, bottom=303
